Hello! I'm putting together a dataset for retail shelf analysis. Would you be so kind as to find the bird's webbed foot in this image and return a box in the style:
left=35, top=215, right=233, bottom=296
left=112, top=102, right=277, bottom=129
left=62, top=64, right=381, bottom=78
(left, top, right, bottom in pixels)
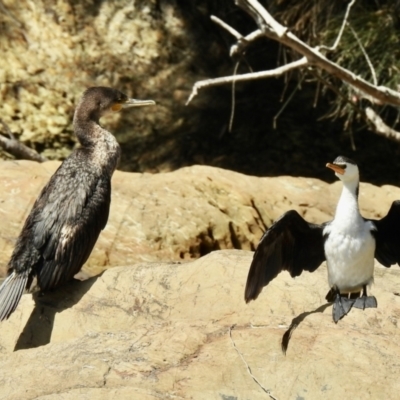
left=330, top=287, right=355, bottom=323
left=353, top=285, right=378, bottom=310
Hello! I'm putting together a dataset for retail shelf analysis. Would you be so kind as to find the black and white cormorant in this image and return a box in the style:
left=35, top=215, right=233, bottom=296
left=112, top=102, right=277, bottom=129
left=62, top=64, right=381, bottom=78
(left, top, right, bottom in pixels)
left=0, top=87, right=155, bottom=321
left=245, top=156, right=400, bottom=322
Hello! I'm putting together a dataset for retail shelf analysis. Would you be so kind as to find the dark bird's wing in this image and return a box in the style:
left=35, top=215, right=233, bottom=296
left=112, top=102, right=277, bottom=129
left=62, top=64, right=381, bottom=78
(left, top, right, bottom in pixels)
left=245, top=210, right=326, bottom=303
left=0, top=271, right=29, bottom=320
left=22, top=161, right=112, bottom=291
left=0, top=160, right=111, bottom=320
left=370, top=200, right=400, bottom=267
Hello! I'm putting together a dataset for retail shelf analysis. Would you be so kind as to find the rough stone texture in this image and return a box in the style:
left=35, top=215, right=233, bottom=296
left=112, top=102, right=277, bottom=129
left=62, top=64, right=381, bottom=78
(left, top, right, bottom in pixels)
left=1, top=160, right=400, bottom=279
left=0, top=250, right=400, bottom=399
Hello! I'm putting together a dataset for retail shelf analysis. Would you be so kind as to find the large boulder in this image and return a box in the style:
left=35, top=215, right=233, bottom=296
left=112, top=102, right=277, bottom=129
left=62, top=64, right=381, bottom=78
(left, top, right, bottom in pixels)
left=0, top=250, right=400, bottom=399
left=1, top=160, right=400, bottom=278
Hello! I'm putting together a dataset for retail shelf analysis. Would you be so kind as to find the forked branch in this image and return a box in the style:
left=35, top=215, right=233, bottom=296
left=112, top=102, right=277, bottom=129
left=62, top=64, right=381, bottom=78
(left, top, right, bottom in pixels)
left=187, top=0, right=400, bottom=109
left=187, top=0, right=400, bottom=140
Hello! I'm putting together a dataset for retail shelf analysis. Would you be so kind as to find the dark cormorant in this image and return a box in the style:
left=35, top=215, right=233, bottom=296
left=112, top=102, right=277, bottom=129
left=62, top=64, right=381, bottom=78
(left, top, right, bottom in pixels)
left=245, top=156, right=400, bottom=323
left=0, top=87, right=155, bottom=321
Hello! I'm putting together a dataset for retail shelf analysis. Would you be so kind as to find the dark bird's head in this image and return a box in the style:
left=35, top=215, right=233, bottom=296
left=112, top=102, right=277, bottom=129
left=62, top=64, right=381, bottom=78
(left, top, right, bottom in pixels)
left=73, top=87, right=155, bottom=124
left=326, top=156, right=359, bottom=183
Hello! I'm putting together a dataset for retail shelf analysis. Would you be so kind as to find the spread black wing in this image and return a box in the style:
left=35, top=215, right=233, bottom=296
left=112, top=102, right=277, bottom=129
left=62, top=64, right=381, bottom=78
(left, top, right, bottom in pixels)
left=245, top=210, right=326, bottom=302
left=370, top=200, right=400, bottom=267
left=34, top=176, right=110, bottom=290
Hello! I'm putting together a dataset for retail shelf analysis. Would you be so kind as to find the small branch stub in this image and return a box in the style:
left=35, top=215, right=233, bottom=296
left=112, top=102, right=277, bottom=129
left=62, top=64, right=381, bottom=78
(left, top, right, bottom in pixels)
left=0, top=120, right=47, bottom=162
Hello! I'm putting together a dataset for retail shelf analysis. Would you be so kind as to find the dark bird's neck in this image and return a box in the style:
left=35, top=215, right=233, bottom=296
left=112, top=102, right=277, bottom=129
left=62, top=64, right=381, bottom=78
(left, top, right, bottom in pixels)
left=73, top=113, right=121, bottom=174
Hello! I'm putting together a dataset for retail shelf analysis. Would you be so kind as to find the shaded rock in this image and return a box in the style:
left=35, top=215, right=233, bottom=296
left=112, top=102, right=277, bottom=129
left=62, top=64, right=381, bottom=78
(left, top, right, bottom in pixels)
left=1, top=160, right=400, bottom=279
left=0, top=250, right=400, bottom=399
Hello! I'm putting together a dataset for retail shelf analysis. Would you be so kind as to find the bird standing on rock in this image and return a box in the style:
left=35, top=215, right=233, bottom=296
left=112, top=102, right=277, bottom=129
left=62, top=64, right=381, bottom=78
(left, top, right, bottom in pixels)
left=245, top=156, right=400, bottom=322
left=0, top=87, right=155, bottom=321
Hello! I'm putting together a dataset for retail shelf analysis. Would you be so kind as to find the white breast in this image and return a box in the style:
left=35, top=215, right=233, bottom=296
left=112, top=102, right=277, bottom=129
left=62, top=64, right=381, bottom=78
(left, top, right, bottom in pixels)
left=323, top=219, right=376, bottom=292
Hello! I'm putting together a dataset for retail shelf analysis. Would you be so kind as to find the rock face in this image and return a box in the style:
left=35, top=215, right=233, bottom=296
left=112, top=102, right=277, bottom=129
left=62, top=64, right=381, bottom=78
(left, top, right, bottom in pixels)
left=1, top=163, right=400, bottom=398
left=2, top=160, right=400, bottom=279
left=1, top=250, right=400, bottom=399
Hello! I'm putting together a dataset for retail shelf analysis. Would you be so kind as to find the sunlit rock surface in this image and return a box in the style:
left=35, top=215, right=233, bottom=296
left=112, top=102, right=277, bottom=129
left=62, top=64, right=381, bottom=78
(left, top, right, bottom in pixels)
left=0, top=250, right=400, bottom=399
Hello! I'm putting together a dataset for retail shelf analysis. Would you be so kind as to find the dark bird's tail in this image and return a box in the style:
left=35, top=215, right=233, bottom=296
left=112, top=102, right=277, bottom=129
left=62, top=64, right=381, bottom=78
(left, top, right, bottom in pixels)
left=0, top=271, right=28, bottom=321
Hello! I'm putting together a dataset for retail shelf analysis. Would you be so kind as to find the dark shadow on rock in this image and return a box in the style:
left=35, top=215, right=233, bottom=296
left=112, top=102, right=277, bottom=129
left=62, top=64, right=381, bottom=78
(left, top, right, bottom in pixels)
left=281, top=302, right=331, bottom=355
left=14, top=275, right=101, bottom=351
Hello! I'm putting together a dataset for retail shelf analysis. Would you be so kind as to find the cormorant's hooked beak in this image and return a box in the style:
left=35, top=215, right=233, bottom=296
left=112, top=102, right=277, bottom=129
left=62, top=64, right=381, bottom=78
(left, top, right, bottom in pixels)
left=326, top=163, right=345, bottom=175
left=122, top=98, right=156, bottom=108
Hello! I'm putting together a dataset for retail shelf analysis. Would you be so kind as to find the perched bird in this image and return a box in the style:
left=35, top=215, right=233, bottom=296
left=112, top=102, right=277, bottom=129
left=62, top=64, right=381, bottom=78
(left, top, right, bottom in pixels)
left=245, top=156, right=400, bottom=322
left=0, top=87, right=155, bottom=320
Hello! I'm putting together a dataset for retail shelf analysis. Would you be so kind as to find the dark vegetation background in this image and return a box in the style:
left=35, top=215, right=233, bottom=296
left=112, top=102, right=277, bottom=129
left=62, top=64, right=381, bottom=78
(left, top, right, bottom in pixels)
left=167, top=0, right=400, bottom=185
left=1, top=0, right=400, bottom=185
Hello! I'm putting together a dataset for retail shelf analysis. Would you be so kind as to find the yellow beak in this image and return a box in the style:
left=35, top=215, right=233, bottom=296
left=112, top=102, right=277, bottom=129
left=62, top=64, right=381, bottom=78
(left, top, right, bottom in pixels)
left=326, top=163, right=345, bottom=175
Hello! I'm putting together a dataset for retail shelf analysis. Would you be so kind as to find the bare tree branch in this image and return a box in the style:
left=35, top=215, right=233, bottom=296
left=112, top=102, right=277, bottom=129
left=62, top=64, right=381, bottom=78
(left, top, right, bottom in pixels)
left=236, top=0, right=287, bottom=37
left=188, top=0, right=400, bottom=109
left=365, top=107, right=400, bottom=141
left=229, top=61, right=240, bottom=132
left=0, top=120, right=47, bottom=162
left=186, top=57, right=308, bottom=104
left=246, top=3, right=400, bottom=106
left=319, top=0, right=357, bottom=52
left=211, top=15, right=243, bottom=40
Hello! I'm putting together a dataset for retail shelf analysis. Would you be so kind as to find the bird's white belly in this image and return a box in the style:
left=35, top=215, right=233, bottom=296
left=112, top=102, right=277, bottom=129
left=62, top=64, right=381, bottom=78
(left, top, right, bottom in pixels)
left=324, top=228, right=375, bottom=292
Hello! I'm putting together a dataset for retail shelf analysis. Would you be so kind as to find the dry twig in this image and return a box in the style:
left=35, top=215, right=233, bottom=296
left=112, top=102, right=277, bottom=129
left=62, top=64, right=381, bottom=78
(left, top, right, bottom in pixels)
left=211, top=15, right=242, bottom=40
left=0, top=120, right=47, bottom=162
left=319, top=0, right=357, bottom=52
left=186, top=58, right=308, bottom=105
left=365, top=107, right=400, bottom=141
